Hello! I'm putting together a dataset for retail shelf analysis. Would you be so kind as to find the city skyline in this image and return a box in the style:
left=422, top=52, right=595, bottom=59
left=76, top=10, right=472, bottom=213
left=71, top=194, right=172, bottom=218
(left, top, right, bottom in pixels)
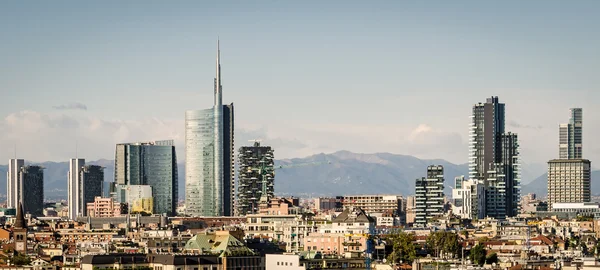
left=1, top=1, right=600, bottom=167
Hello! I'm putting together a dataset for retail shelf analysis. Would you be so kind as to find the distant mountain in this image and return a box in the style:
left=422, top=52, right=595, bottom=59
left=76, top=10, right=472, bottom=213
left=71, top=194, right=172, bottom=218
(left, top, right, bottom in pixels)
left=522, top=170, right=600, bottom=198
left=274, top=151, right=468, bottom=197
left=0, top=150, right=549, bottom=200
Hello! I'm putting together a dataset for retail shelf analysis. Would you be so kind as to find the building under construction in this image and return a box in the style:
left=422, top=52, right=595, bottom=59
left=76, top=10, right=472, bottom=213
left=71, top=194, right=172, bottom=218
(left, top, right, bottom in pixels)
left=237, top=141, right=274, bottom=215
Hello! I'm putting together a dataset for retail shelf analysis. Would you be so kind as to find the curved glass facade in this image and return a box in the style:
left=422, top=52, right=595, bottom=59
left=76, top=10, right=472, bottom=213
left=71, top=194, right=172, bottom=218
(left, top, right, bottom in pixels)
left=185, top=109, right=217, bottom=216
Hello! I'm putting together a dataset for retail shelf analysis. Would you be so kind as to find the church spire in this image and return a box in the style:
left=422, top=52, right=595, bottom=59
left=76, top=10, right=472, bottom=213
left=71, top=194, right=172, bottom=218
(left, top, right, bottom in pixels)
left=15, top=202, right=26, bottom=229
left=214, top=38, right=222, bottom=106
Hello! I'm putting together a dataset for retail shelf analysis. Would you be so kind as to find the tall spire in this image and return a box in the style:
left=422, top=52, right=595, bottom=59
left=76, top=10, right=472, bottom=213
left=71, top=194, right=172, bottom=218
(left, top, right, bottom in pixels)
left=15, top=202, right=26, bottom=229
left=214, top=38, right=222, bottom=106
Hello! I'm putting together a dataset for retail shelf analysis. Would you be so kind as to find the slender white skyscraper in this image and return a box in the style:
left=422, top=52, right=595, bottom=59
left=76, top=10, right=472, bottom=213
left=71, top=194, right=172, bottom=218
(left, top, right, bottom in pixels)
left=7, top=159, right=24, bottom=208
left=559, top=108, right=583, bottom=159
left=185, top=41, right=235, bottom=217
left=68, top=158, right=85, bottom=220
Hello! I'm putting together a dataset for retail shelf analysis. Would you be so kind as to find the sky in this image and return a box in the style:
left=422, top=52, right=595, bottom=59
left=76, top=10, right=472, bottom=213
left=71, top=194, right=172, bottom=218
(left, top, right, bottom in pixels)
left=1, top=1, right=599, bottom=170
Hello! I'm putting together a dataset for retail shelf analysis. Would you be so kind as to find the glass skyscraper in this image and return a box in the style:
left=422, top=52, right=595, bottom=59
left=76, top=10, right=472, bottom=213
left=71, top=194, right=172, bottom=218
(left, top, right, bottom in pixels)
left=114, top=140, right=178, bottom=216
left=185, top=41, right=235, bottom=217
left=20, top=165, right=44, bottom=216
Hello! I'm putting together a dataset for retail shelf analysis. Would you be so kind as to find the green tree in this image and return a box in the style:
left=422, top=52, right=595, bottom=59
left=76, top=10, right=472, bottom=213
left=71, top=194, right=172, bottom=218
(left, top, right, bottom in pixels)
left=386, top=232, right=417, bottom=264
left=426, top=231, right=460, bottom=259
left=469, top=244, right=486, bottom=266
left=485, top=252, right=498, bottom=265
left=12, top=253, right=31, bottom=266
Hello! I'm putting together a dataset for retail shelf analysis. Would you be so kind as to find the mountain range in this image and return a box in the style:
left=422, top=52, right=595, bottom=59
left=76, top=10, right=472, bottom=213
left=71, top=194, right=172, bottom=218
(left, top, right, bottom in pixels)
left=0, top=151, right=549, bottom=200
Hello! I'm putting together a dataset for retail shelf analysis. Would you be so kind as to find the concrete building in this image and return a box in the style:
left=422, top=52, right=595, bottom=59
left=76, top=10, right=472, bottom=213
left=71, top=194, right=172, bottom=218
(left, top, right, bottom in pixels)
left=559, top=108, right=583, bottom=159
left=341, top=195, right=404, bottom=217
left=414, top=165, right=444, bottom=226
left=452, top=175, right=484, bottom=219
left=86, top=197, right=123, bottom=218
left=125, top=185, right=153, bottom=214
left=315, top=197, right=342, bottom=212
left=80, top=254, right=262, bottom=270
left=237, top=141, right=275, bottom=215
left=20, top=166, right=44, bottom=216
left=547, top=159, right=591, bottom=209
left=68, top=158, right=85, bottom=219
left=6, top=158, right=24, bottom=209
left=185, top=41, right=235, bottom=217
left=114, top=140, right=178, bottom=216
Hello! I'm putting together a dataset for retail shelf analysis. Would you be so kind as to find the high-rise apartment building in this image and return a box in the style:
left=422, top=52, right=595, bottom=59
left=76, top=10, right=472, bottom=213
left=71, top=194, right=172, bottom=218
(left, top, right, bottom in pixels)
left=237, top=141, right=274, bottom=215
left=559, top=108, right=583, bottom=159
left=185, top=41, right=235, bottom=217
left=68, top=158, right=85, bottom=220
left=467, top=96, right=520, bottom=219
left=7, top=159, right=24, bottom=209
left=114, top=140, right=178, bottom=216
left=86, top=196, right=124, bottom=218
left=20, top=165, right=44, bottom=216
left=414, top=165, right=444, bottom=226
left=547, top=159, right=591, bottom=209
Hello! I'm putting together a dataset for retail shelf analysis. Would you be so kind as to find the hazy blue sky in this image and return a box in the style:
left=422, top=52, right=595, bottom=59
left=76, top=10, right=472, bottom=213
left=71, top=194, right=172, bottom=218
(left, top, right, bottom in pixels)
left=1, top=1, right=599, bottom=175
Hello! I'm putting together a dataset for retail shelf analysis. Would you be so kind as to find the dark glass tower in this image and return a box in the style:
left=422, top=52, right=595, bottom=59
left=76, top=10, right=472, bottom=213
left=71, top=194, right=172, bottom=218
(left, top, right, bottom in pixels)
left=237, top=141, right=274, bottom=215
left=20, top=165, right=44, bottom=216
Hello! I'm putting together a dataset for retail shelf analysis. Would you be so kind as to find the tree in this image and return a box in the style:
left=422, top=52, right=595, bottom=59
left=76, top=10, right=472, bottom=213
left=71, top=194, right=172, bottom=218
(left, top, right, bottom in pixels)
left=12, top=253, right=31, bottom=266
left=386, top=232, right=417, bottom=264
left=485, top=253, right=498, bottom=265
left=426, top=231, right=460, bottom=259
left=469, top=244, right=486, bottom=266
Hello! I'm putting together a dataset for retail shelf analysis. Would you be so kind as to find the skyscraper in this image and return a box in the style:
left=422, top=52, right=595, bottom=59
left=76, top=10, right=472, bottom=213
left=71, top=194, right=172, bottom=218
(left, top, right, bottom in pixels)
left=68, top=158, right=85, bottom=220
left=185, top=41, right=235, bottom=217
left=467, top=96, right=520, bottom=219
left=80, top=165, right=104, bottom=217
left=114, top=140, right=178, bottom=216
left=7, top=159, right=24, bottom=209
left=20, top=165, right=44, bottom=216
left=559, top=108, right=583, bottom=159
left=237, top=141, right=274, bottom=215
left=414, top=165, right=444, bottom=226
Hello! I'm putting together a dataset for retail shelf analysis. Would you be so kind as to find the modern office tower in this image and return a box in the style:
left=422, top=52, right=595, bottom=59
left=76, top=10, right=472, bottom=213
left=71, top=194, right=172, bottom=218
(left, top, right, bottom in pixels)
left=68, top=158, right=85, bottom=220
left=20, top=165, right=44, bottom=216
left=414, top=165, right=444, bottom=226
left=547, top=159, right=591, bottom=209
left=80, top=165, right=104, bottom=217
left=7, top=159, right=24, bottom=208
left=468, top=96, right=520, bottom=218
left=559, top=108, right=583, bottom=159
left=113, top=140, right=178, bottom=216
left=185, top=41, right=235, bottom=217
left=237, top=141, right=274, bottom=215
left=452, top=176, right=484, bottom=220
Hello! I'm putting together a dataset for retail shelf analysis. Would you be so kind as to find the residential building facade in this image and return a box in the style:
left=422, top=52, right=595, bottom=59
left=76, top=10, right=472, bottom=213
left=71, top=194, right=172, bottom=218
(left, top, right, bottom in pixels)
left=414, top=165, right=444, bottom=225
left=238, top=141, right=275, bottom=215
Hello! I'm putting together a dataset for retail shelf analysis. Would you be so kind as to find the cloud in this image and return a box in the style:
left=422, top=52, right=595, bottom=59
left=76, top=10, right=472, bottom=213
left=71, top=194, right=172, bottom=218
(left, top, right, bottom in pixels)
left=52, top=102, right=88, bottom=111
left=0, top=110, right=469, bottom=164
left=509, top=121, right=543, bottom=130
